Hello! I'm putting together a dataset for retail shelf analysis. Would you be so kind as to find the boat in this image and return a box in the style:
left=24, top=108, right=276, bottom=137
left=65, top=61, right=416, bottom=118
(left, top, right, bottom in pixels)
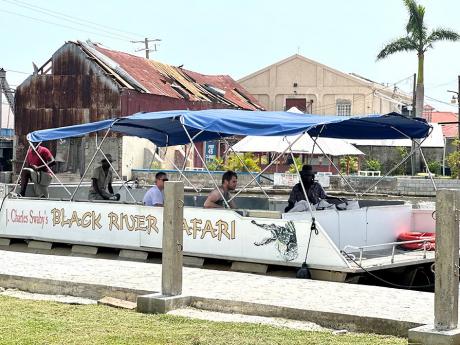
left=0, top=109, right=436, bottom=283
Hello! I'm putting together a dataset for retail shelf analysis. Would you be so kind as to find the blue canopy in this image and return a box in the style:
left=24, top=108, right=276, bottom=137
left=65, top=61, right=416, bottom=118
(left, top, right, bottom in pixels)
left=27, top=109, right=431, bottom=146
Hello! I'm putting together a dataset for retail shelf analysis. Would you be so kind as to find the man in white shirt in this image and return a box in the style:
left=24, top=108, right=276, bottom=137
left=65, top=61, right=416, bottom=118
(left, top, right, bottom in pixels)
left=143, top=172, right=168, bottom=206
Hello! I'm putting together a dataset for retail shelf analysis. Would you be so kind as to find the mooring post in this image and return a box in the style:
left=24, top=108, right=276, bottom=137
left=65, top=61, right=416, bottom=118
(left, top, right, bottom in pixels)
left=161, top=181, right=184, bottom=296
left=434, top=189, right=460, bottom=331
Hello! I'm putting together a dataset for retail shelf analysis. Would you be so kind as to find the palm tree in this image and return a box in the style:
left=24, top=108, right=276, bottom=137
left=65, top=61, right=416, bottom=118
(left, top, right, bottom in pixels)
left=377, top=0, right=459, bottom=118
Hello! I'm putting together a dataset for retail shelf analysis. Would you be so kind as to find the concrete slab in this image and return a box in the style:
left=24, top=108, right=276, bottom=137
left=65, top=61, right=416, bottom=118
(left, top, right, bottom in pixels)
left=0, top=249, right=442, bottom=337
left=119, top=249, right=148, bottom=261
left=98, top=296, right=137, bottom=310
left=409, top=324, right=460, bottom=345
left=231, top=261, right=268, bottom=274
left=0, top=238, right=11, bottom=246
left=192, top=297, right=419, bottom=337
left=71, top=245, right=98, bottom=256
left=0, top=274, right=153, bottom=302
left=183, top=256, right=204, bottom=268
left=27, top=241, right=52, bottom=250
left=137, top=293, right=191, bottom=314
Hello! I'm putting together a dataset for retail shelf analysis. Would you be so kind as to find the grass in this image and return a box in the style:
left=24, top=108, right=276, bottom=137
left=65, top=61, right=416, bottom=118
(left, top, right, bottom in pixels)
left=0, top=295, right=406, bottom=345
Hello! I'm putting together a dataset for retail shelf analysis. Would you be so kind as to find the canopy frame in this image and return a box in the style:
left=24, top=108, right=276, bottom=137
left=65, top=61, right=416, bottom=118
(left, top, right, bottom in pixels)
left=221, top=136, right=271, bottom=200
left=227, top=132, right=306, bottom=204
left=181, top=123, right=231, bottom=209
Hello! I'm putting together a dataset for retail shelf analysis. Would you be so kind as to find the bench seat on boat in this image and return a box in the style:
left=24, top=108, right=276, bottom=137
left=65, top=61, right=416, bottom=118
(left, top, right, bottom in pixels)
left=245, top=210, right=281, bottom=219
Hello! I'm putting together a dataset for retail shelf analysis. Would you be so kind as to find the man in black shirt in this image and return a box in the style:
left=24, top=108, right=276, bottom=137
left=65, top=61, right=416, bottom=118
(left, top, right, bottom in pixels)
left=285, top=164, right=327, bottom=212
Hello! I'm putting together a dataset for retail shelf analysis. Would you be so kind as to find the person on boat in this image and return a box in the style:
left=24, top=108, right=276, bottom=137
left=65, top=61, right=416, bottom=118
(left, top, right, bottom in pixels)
left=19, top=144, right=55, bottom=198
left=88, top=154, right=120, bottom=201
left=204, top=170, right=237, bottom=209
left=143, top=172, right=168, bottom=207
left=285, top=164, right=327, bottom=212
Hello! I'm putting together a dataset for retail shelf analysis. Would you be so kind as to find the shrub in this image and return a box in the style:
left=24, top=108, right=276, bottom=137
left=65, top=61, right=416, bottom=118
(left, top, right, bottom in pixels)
left=364, top=158, right=381, bottom=172
left=208, top=157, right=224, bottom=171
left=224, top=153, right=261, bottom=172
left=340, top=156, right=358, bottom=174
left=392, top=146, right=409, bottom=175
left=150, top=160, right=162, bottom=169
left=447, top=140, right=460, bottom=178
left=288, top=156, right=303, bottom=174
left=426, top=160, right=442, bottom=175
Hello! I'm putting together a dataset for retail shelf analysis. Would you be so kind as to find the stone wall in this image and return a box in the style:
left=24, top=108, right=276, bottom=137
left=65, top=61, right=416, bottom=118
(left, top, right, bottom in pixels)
left=357, top=146, right=443, bottom=174
left=132, top=169, right=273, bottom=188
left=133, top=169, right=459, bottom=197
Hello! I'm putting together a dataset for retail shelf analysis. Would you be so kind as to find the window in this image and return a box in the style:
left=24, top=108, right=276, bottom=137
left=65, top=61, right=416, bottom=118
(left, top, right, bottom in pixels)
left=336, top=99, right=351, bottom=116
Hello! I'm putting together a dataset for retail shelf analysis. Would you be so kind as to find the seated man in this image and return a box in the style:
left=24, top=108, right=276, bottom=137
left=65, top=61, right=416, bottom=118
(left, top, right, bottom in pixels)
left=285, top=164, right=327, bottom=212
left=88, top=154, right=119, bottom=201
left=204, top=170, right=237, bottom=209
left=143, top=172, right=168, bottom=206
left=20, top=144, right=55, bottom=198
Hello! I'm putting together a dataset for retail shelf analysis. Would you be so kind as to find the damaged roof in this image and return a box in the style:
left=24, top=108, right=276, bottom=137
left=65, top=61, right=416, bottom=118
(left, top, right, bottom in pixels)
left=78, top=41, right=263, bottom=110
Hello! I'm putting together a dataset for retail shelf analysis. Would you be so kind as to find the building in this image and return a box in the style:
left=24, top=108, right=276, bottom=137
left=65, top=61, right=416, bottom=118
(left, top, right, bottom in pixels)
left=423, top=105, right=458, bottom=157
left=14, top=41, right=262, bottom=179
left=0, top=68, right=15, bottom=173
left=238, top=54, right=411, bottom=115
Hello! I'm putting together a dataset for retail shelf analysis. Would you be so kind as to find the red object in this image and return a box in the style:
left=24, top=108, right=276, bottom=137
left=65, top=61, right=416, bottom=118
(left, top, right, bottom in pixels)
left=26, top=146, right=53, bottom=173
left=397, top=232, right=435, bottom=250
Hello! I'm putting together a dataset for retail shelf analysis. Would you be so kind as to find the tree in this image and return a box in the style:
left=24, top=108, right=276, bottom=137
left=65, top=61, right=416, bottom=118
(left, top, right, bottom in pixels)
left=377, top=0, right=459, bottom=118
left=447, top=139, right=460, bottom=178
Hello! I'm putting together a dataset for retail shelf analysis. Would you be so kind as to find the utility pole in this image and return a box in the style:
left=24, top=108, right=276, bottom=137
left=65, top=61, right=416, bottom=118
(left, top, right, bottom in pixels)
left=0, top=68, right=15, bottom=129
left=131, top=38, right=161, bottom=59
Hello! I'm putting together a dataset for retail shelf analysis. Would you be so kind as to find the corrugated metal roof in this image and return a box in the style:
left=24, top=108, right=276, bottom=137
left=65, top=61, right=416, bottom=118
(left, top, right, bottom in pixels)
left=424, top=111, right=458, bottom=138
left=86, top=42, right=262, bottom=110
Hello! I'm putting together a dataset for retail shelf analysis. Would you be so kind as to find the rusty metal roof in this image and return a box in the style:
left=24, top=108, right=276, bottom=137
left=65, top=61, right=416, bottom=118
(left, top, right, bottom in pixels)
left=81, top=42, right=262, bottom=110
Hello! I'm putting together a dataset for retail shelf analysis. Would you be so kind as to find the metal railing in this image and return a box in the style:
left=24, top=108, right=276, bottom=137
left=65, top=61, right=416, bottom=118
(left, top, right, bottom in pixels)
left=342, top=238, right=434, bottom=266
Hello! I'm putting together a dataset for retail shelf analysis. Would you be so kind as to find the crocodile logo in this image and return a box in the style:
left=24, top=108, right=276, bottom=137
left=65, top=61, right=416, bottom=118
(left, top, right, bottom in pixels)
left=252, top=220, right=298, bottom=261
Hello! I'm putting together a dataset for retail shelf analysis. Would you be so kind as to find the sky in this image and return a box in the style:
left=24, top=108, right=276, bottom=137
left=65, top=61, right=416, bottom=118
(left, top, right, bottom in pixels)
left=1, top=0, right=460, bottom=114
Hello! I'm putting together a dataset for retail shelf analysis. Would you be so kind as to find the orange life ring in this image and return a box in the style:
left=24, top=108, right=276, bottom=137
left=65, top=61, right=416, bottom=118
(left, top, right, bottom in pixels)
left=397, top=232, right=435, bottom=250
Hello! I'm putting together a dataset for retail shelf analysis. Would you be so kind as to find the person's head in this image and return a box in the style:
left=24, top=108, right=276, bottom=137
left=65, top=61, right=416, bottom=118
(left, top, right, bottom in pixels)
left=300, top=164, right=316, bottom=185
left=155, top=172, right=168, bottom=190
left=222, top=170, right=238, bottom=191
left=100, top=154, right=115, bottom=169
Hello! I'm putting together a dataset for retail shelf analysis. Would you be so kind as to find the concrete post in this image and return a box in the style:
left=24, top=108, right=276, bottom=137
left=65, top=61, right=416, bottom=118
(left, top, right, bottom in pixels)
left=161, top=181, right=184, bottom=296
left=434, top=189, right=460, bottom=331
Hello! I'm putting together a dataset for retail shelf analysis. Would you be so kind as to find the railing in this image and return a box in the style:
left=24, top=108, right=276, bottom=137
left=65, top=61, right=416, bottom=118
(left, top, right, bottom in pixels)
left=342, top=238, right=433, bottom=266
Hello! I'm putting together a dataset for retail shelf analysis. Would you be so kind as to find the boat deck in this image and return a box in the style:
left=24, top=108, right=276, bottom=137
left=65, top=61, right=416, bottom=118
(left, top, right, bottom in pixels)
left=343, top=247, right=435, bottom=273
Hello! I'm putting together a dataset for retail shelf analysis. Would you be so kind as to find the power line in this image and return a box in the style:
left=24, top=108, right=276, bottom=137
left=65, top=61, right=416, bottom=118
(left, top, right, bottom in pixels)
left=3, top=0, right=144, bottom=40
left=0, top=9, right=132, bottom=42
left=425, top=95, right=457, bottom=108
left=4, top=69, right=29, bottom=75
left=425, top=79, right=458, bottom=89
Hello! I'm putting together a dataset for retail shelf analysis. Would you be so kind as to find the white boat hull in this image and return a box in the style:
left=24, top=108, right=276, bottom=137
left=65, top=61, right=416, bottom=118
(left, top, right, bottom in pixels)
left=0, top=198, right=350, bottom=270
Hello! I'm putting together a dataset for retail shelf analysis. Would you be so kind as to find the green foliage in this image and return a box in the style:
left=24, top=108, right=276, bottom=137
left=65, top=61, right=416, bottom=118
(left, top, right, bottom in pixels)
left=150, top=160, right=162, bottom=169
left=392, top=146, right=409, bottom=175
left=340, top=156, right=358, bottom=174
left=377, top=0, right=460, bottom=61
left=447, top=139, right=460, bottom=178
left=207, top=157, right=224, bottom=171
left=427, top=160, right=442, bottom=175
left=224, top=153, right=261, bottom=172
left=364, top=158, right=381, bottom=172
left=288, top=156, right=303, bottom=173
left=377, top=0, right=459, bottom=120
left=0, top=295, right=406, bottom=345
